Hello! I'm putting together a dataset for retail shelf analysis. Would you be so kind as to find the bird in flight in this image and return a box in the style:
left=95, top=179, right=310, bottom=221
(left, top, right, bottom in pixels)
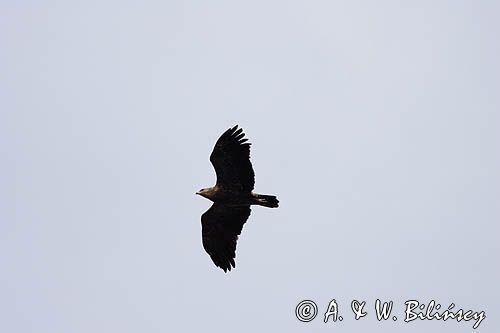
left=196, top=125, right=279, bottom=272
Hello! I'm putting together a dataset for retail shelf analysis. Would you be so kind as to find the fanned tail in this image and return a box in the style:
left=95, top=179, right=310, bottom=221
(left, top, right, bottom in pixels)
left=253, top=194, right=279, bottom=208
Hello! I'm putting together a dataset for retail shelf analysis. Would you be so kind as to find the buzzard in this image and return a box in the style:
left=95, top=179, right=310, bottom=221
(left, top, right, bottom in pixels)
left=196, top=125, right=279, bottom=272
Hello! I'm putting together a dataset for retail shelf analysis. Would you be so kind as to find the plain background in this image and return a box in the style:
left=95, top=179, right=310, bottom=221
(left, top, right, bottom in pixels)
left=1, top=1, right=499, bottom=332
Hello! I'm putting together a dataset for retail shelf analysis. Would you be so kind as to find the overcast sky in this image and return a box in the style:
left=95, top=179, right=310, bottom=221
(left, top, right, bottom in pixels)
left=1, top=1, right=499, bottom=332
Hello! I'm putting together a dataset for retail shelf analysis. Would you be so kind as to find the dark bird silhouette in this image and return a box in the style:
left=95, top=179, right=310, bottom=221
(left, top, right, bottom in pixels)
left=196, top=125, right=279, bottom=272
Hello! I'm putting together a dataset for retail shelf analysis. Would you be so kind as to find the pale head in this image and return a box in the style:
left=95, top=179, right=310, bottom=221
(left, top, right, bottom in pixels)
left=196, top=187, right=214, bottom=200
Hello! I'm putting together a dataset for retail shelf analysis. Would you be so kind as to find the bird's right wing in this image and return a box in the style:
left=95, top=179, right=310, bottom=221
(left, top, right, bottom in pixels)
left=201, top=203, right=251, bottom=272
left=209, top=125, right=255, bottom=192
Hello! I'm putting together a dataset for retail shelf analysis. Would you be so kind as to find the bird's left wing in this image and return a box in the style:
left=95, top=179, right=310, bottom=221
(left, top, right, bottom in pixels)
left=201, top=203, right=251, bottom=272
left=209, top=125, right=255, bottom=192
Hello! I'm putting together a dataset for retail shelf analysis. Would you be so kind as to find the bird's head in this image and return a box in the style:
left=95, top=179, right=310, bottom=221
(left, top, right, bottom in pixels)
left=196, top=187, right=211, bottom=199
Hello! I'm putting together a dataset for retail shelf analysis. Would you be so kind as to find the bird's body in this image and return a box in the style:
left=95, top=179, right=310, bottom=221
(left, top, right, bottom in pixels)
left=197, top=125, right=279, bottom=272
left=197, top=186, right=278, bottom=207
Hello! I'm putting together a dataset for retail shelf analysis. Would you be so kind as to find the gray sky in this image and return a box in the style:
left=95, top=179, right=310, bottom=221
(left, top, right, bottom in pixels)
left=1, top=1, right=499, bottom=332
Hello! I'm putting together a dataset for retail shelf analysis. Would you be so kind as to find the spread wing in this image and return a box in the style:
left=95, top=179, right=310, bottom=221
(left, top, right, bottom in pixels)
left=201, top=203, right=251, bottom=272
left=210, top=125, right=255, bottom=192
